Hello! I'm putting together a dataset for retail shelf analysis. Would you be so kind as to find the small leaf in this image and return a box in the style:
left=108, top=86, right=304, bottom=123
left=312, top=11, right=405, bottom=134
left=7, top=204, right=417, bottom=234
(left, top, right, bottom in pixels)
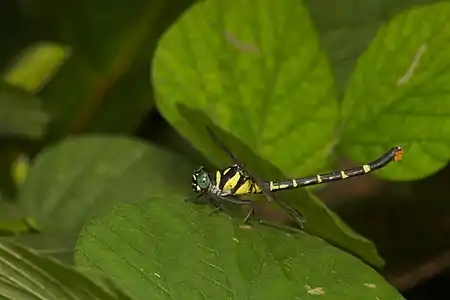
left=11, top=153, right=30, bottom=187
left=75, top=196, right=405, bottom=300
left=340, top=3, right=450, bottom=181
left=3, top=42, right=71, bottom=94
left=0, top=242, right=133, bottom=300
left=0, top=84, right=49, bottom=139
left=18, top=135, right=195, bottom=233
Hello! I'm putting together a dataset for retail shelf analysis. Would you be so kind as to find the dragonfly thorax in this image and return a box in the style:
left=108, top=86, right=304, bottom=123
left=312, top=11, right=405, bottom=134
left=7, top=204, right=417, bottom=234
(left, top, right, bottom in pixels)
left=192, top=166, right=212, bottom=193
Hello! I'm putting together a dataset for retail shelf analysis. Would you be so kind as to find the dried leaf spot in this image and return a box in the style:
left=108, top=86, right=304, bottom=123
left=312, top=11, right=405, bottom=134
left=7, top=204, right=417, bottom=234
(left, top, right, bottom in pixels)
left=364, top=283, right=376, bottom=289
left=238, top=225, right=253, bottom=230
left=224, top=31, right=261, bottom=55
left=306, top=287, right=324, bottom=295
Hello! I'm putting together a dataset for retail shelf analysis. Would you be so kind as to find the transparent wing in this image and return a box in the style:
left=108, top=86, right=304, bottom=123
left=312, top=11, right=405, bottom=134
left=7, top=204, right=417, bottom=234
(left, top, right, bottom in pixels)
left=206, top=126, right=305, bottom=227
left=206, top=127, right=273, bottom=199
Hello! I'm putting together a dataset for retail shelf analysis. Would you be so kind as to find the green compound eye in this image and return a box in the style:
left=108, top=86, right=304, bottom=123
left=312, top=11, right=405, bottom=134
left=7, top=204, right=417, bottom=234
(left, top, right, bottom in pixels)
left=191, top=168, right=210, bottom=193
left=196, top=171, right=210, bottom=189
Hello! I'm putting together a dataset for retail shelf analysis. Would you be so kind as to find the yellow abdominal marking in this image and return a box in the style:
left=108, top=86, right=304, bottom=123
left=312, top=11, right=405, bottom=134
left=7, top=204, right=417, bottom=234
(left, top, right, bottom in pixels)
left=341, top=171, right=348, bottom=179
left=223, top=168, right=231, bottom=175
left=363, top=164, right=371, bottom=173
left=253, top=184, right=262, bottom=193
left=269, top=181, right=276, bottom=191
left=269, top=181, right=289, bottom=191
left=292, top=179, right=298, bottom=188
left=278, top=183, right=289, bottom=189
left=317, top=175, right=322, bottom=183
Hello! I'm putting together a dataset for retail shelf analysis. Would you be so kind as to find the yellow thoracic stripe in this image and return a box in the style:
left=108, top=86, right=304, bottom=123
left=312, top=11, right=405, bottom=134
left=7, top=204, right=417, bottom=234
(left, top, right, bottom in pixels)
left=215, top=171, right=221, bottom=190
left=223, top=171, right=240, bottom=192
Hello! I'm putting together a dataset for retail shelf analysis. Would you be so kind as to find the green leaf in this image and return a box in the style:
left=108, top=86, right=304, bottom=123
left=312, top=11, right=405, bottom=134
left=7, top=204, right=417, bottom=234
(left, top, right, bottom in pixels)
left=305, top=0, right=438, bottom=95
left=0, top=84, right=49, bottom=139
left=340, top=2, right=450, bottom=181
left=2, top=42, right=71, bottom=94
left=75, top=197, right=405, bottom=300
left=152, top=0, right=388, bottom=267
left=153, top=0, right=338, bottom=177
left=15, top=135, right=194, bottom=266
left=0, top=231, right=76, bottom=265
left=18, top=135, right=195, bottom=233
left=0, top=242, right=133, bottom=300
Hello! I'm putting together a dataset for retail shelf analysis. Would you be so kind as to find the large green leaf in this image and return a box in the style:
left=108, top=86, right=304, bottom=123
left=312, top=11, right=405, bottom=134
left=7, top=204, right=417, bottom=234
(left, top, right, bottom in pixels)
left=152, top=0, right=391, bottom=267
left=18, top=135, right=194, bottom=232
left=153, top=0, right=338, bottom=177
left=0, top=242, right=133, bottom=300
left=75, top=196, right=405, bottom=300
left=14, top=135, right=194, bottom=264
left=340, top=2, right=450, bottom=181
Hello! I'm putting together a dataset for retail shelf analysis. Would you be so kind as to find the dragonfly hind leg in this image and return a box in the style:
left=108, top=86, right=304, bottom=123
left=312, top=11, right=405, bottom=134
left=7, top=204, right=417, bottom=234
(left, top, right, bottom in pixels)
left=243, top=207, right=255, bottom=224
left=185, top=191, right=208, bottom=204
left=209, top=206, right=222, bottom=217
left=208, top=195, right=226, bottom=217
left=211, top=194, right=257, bottom=224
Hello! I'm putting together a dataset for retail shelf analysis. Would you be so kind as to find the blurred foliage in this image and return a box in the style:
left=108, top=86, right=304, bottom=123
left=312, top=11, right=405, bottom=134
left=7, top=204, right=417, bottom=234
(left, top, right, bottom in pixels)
left=3, top=42, right=71, bottom=94
left=0, top=0, right=449, bottom=299
left=0, top=242, right=133, bottom=299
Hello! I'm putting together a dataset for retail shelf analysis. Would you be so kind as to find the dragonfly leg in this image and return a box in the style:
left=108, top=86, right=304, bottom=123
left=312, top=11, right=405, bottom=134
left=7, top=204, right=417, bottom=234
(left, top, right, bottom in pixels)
left=213, top=194, right=256, bottom=223
left=221, top=195, right=255, bottom=224
left=259, top=219, right=303, bottom=234
left=209, top=206, right=222, bottom=217
left=185, top=191, right=208, bottom=204
left=243, top=207, right=255, bottom=224
left=208, top=194, right=226, bottom=217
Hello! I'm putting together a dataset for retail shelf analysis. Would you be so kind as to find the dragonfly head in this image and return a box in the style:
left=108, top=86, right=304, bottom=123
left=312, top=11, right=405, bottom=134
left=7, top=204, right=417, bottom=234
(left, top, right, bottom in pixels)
left=192, top=166, right=211, bottom=193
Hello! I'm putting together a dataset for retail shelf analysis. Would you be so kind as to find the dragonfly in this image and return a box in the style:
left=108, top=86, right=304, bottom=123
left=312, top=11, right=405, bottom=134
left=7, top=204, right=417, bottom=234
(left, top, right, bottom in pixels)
left=191, top=127, right=403, bottom=225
